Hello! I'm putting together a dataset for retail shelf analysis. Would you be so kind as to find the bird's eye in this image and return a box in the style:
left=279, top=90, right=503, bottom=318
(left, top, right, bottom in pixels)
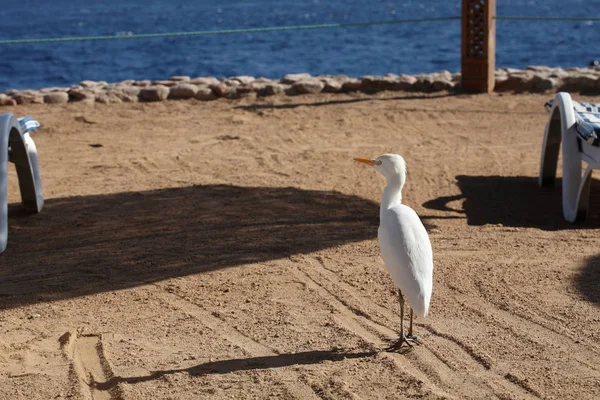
left=375, top=160, right=382, bottom=165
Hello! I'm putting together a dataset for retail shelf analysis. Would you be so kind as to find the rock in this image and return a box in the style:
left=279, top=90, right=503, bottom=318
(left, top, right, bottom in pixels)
left=168, top=76, right=191, bottom=82
left=411, top=74, right=436, bottom=92
left=361, top=74, right=417, bottom=93
left=169, top=83, right=199, bottom=99
left=223, top=79, right=240, bottom=87
left=3, top=89, right=21, bottom=96
left=235, top=84, right=254, bottom=95
left=228, top=76, right=255, bottom=85
left=576, top=67, right=598, bottom=75
left=559, top=74, right=599, bottom=93
left=68, top=88, right=96, bottom=103
left=530, top=75, right=558, bottom=92
left=289, top=78, right=324, bottom=95
left=549, top=69, right=569, bottom=80
left=132, top=80, right=151, bottom=87
left=210, top=83, right=228, bottom=97
left=504, top=68, right=523, bottom=74
left=43, top=91, right=69, bottom=104
left=396, top=74, right=418, bottom=90
left=113, top=86, right=141, bottom=102
left=250, top=82, right=267, bottom=94
left=526, top=65, right=553, bottom=73
left=437, top=70, right=453, bottom=81
left=13, top=91, right=44, bottom=104
left=0, top=94, right=17, bottom=106
left=102, top=82, right=121, bottom=90
left=210, top=83, right=237, bottom=98
left=140, top=85, right=170, bottom=102
left=190, top=77, right=220, bottom=86
left=342, top=79, right=363, bottom=92
left=118, top=79, right=136, bottom=86
left=40, top=87, right=68, bottom=93
left=281, top=73, right=312, bottom=84
left=360, top=75, right=395, bottom=93
left=95, top=91, right=123, bottom=104
left=319, top=77, right=342, bottom=93
left=494, top=73, right=509, bottom=84
left=494, top=72, right=534, bottom=92
left=79, top=80, right=107, bottom=88
left=431, top=79, right=455, bottom=91
left=334, top=75, right=354, bottom=84
left=261, top=83, right=285, bottom=96
left=194, top=86, right=217, bottom=101
left=152, top=80, right=178, bottom=87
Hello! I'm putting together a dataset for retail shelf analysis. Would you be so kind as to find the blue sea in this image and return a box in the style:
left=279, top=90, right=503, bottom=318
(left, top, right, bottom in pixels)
left=1, top=0, right=599, bottom=91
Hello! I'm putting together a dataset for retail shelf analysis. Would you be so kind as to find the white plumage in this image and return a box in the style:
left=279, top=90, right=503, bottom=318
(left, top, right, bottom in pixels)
left=355, top=154, right=433, bottom=349
left=379, top=204, right=432, bottom=317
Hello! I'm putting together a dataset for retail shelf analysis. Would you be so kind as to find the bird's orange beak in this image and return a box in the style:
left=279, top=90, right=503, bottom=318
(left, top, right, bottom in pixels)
left=354, top=158, right=381, bottom=166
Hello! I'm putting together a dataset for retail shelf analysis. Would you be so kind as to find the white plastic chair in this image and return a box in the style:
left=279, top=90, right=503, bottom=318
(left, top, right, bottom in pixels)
left=0, top=114, right=43, bottom=253
left=539, top=92, right=600, bottom=222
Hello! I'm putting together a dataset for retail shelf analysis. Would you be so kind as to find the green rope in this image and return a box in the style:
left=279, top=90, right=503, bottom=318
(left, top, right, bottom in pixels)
left=0, top=16, right=460, bottom=45
left=495, top=16, right=600, bottom=21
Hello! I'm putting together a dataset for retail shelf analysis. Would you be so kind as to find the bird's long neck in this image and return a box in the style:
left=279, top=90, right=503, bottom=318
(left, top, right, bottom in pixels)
left=380, top=177, right=403, bottom=218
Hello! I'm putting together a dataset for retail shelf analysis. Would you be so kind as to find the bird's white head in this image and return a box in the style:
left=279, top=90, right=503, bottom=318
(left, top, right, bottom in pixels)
left=354, top=154, right=407, bottom=188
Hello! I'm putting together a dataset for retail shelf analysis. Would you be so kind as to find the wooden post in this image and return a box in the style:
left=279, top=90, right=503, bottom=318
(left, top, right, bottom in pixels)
left=461, top=0, right=496, bottom=93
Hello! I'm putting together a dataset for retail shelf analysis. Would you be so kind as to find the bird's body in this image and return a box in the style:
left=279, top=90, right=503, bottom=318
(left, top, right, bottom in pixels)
left=379, top=203, right=432, bottom=318
left=355, top=153, right=433, bottom=350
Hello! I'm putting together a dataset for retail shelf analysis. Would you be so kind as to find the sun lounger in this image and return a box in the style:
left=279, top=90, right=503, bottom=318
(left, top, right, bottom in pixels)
left=0, top=114, right=43, bottom=253
left=539, top=92, right=600, bottom=222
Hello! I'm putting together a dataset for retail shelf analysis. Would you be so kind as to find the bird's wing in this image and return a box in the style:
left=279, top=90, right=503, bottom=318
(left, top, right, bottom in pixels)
left=378, top=204, right=433, bottom=317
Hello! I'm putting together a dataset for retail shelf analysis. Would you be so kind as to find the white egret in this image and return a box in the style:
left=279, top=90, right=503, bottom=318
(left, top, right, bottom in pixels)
left=355, top=154, right=433, bottom=350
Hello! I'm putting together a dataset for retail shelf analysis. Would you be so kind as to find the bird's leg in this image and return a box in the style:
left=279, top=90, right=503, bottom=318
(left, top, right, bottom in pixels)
left=406, top=307, right=421, bottom=342
left=385, top=290, right=416, bottom=351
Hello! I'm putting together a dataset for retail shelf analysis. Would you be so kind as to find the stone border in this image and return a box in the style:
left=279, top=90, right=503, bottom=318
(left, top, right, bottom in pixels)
left=1, top=66, right=599, bottom=106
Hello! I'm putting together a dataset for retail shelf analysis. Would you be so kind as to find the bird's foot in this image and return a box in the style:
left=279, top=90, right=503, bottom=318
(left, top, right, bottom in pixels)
left=407, top=333, right=422, bottom=342
left=384, top=333, right=420, bottom=352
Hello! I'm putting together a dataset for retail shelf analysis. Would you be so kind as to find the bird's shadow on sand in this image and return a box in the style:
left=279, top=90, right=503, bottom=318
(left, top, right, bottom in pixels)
left=0, top=185, right=379, bottom=309
left=95, top=349, right=376, bottom=390
left=423, top=175, right=600, bottom=230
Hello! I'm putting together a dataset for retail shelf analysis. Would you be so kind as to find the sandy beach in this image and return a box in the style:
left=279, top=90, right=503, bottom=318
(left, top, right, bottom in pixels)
left=1, top=90, right=599, bottom=399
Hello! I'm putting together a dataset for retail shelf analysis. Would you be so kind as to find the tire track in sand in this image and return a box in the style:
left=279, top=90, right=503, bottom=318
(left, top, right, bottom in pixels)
left=153, top=286, right=323, bottom=400
left=290, top=254, right=542, bottom=400
left=290, top=265, right=464, bottom=400
left=290, top=257, right=469, bottom=399
left=59, top=331, right=124, bottom=400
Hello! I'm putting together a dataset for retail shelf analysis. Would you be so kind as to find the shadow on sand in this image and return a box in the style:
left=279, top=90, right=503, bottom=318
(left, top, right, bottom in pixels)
left=423, top=175, right=600, bottom=230
left=95, top=349, right=376, bottom=389
left=234, top=93, right=456, bottom=111
left=234, top=93, right=543, bottom=115
left=0, top=185, right=379, bottom=309
left=576, top=254, right=600, bottom=305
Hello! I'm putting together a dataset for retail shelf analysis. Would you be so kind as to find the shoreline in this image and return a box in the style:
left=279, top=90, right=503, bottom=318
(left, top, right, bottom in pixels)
left=1, top=66, right=599, bottom=107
